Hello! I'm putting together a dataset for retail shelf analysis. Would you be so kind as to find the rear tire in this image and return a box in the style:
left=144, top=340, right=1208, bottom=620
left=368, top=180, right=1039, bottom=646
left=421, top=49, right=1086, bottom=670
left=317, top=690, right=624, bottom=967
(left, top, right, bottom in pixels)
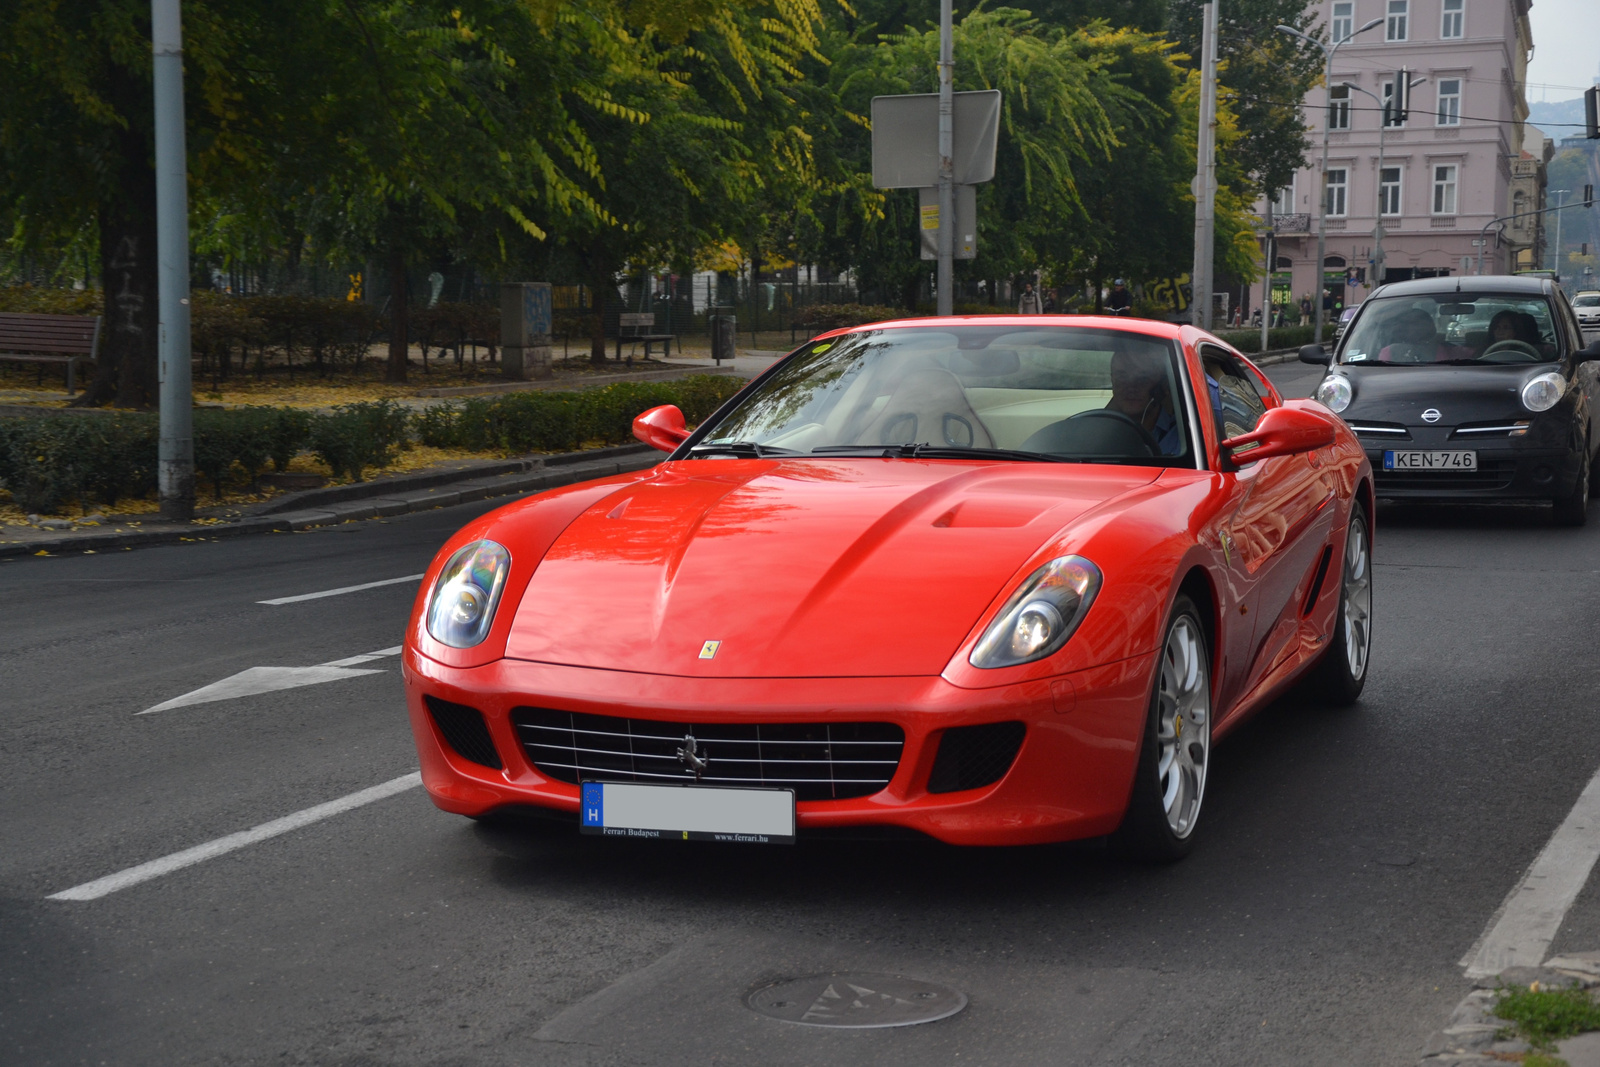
left=1304, top=505, right=1373, bottom=706
left=1555, top=448, right=1590, bottom=527
left=1111, top=596, right=1211, bottom=863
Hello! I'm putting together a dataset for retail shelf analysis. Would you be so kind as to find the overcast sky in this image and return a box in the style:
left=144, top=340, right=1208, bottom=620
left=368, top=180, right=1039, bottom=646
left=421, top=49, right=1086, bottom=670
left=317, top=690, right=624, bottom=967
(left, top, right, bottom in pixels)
left=1526, top=0, right=1600, bottom=103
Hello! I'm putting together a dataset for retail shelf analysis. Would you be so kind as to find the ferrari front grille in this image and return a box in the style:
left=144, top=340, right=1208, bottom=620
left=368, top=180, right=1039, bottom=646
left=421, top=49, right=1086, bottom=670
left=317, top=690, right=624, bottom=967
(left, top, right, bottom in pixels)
left=510, top=708, right=904, bottom=801
left=926, top=721, right=1027, bottom=794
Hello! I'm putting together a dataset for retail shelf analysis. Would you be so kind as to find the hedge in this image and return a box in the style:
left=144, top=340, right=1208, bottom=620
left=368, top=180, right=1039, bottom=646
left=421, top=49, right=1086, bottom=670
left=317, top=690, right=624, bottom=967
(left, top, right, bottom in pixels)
left=415, top=375, right=746, bottom=454
left=1, top=376, right=747, bottom=514
left=1213, top=323, right=1336, bottom=354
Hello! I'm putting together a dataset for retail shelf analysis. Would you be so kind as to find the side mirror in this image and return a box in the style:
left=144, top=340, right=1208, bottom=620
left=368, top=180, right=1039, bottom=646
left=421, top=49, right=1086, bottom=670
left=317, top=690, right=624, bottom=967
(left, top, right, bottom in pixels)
left=1579, top=341, right=1600, bottom=363
left=1298, top=344, right=1330, bottom=366
left=632, top=404, right=690, bottom=453
left=1221, top=405, right=1337, bottom=465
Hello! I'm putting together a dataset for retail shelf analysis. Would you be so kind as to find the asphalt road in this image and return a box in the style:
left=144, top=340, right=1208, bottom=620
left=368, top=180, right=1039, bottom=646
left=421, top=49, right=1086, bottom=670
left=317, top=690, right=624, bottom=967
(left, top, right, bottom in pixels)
left=7, top=357, right=1600, bottom=1065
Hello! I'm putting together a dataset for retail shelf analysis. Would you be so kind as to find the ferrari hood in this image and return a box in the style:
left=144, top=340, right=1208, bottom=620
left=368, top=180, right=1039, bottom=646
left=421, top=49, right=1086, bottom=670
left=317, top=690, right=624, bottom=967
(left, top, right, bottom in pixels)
left=503, top=458, right=1159, bottom=677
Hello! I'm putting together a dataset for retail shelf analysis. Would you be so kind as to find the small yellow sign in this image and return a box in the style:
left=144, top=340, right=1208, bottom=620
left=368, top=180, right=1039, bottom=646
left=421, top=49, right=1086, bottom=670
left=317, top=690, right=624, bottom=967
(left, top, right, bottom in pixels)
left=920, top=205, right=940, bottom=230
left=699, top=640, right=721, bottom=660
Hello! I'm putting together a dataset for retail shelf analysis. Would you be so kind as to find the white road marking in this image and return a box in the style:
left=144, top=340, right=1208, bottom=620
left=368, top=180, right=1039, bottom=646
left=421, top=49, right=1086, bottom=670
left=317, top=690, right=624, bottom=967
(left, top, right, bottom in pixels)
left=47, top=773, right=423, bottom=901
left=1462, top=761, right=1600, bottom=977
left=258, top=574, right=425, bottom=605
left=138, top=646, right=403, bottom=714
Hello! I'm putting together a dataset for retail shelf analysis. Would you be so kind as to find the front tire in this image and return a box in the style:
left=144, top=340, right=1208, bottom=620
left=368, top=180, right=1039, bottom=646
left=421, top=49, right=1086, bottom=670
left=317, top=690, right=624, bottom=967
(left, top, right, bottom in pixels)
left=1304, top=505, right=1373, bottom=706
left=1111, top=596, right=1212, bottom=863
left=1554, top=448, right=1590, bottom=527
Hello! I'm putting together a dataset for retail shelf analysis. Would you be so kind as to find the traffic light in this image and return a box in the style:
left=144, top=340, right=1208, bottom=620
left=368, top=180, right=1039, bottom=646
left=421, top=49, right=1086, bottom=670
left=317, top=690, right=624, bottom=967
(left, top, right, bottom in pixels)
left=1385, top=67, right=1411, bottom=125
left=1587, top=86, right=1599, bottom=139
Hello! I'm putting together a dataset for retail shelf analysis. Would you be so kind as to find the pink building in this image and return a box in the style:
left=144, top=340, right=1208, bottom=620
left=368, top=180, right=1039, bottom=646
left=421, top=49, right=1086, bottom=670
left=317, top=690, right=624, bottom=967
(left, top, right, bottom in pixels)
left=1261, top=0, right=1542, bottom=315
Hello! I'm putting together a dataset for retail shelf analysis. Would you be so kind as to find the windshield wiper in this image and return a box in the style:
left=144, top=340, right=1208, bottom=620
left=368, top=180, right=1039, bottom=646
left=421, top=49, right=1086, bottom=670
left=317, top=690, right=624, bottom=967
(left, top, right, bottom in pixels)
left=686, top=440, right=801, bottom=457
left=810, top=443, right=1071, bottom=462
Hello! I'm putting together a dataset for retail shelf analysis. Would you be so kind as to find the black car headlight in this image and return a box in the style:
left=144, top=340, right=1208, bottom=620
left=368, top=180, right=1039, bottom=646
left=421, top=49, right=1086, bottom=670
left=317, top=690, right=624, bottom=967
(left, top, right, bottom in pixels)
left=1521, top=371, right=1566, bottom=413
left=426, top=540, right=511, bottom=648
left=970, top=556, right=1101, bottom=669
left=1315, top=375, right=1352, bottom=414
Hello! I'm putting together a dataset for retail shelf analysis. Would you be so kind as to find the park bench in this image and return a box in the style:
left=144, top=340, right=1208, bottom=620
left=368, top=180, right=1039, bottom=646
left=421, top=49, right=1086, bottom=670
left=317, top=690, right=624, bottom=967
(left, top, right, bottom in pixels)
left=615, top=312, right=675, bottom=360
left=0, top=312, right=101, bottom=395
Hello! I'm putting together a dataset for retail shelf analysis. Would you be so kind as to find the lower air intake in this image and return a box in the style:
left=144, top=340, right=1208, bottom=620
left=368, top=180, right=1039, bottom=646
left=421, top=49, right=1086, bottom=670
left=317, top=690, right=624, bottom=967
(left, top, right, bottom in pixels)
left=926, top=721, right=1026, bottom=794
left=425, top=695, right=503, bottom=770
left=511, top=708, right=903, bottom=801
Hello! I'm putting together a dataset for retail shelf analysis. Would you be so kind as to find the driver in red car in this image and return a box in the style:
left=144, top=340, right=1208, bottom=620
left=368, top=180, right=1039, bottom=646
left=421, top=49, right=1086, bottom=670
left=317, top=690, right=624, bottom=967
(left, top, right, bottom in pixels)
left=1107, top=347, right=1221, bottom=455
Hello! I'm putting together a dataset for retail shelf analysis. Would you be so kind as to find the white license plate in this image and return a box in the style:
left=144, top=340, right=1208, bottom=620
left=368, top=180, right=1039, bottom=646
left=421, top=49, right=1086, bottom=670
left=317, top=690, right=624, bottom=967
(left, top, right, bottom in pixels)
left=1384, top=450, right=1477, bottom=471
left=579, top=781, right=795, bottom=844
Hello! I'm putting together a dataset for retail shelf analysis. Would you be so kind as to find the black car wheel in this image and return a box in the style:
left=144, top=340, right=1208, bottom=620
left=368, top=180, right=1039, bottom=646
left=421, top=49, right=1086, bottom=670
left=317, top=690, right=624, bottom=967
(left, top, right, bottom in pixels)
left=1302, top=505, right=1372, bottom=706
left=1554, top=446, right=1590, bottom=528
left=1111, top=595, right=1211, bottom=863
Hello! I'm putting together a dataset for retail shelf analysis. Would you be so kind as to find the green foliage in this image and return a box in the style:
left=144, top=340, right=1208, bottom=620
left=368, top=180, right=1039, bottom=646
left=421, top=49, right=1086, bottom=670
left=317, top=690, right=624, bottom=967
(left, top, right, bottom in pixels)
left=0, top=412, right=158, bottom=512
left=309, top=401, right=410, bottom=482
left=0, top=286, right=101, bottom=315
left=1494, top=984, right=1600, bottom=1052
left=266, top=408, right=313, bottom=472
left=193, top=408, right=279, bottom=500
left=416, top=374, right=744, bottom=453
left=795, top=304, right=909, bottom=330
left=1214, top=323, right=1334, bottom=354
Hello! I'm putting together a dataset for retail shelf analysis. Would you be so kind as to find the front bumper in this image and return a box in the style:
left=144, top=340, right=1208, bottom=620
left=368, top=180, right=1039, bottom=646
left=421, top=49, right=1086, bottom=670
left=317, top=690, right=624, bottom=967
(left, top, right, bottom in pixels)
left=1360, top=427, right=1583, bottom=503
left=403, top=649, right=1153, bottom=846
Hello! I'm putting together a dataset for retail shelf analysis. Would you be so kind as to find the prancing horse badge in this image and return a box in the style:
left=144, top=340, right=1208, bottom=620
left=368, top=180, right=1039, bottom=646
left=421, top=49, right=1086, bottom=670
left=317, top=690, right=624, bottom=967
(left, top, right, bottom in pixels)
left=698, top=640, right=721, bottom=660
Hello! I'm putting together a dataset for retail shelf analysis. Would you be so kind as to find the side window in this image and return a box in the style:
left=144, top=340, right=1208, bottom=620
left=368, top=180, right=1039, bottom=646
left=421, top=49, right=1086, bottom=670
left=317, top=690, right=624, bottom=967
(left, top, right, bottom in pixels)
left=1554, top=292, right=1583, bottom=355
left=1200, top=345, right=1268, bottom=439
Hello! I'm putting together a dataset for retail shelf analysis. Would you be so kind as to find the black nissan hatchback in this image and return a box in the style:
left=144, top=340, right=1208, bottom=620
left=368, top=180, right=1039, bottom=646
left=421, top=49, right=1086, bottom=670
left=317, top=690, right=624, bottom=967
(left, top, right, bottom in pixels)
left=1301, top=276, right=1600, bottom=525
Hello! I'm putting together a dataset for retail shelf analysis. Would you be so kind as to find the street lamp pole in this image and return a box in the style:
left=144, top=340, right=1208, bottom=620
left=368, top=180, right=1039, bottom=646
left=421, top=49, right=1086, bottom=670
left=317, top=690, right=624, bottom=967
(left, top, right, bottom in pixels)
left=1277, top=17, right=1383, bottom=345
left=1551, top=189, right=1571, bottom=281
left=936, top=0, right=954, bottom=317
left=1342, top=75, right=1425, bottom=287
left=152, top=0, right=193, bottom=520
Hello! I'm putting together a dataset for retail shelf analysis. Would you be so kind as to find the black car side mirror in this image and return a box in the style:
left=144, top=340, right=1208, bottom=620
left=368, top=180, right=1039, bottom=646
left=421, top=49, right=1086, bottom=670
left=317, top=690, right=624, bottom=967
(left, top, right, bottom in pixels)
left=1580, top=341, right=1600, bottom=363
left=1298, top=344, right=1330, bottom=366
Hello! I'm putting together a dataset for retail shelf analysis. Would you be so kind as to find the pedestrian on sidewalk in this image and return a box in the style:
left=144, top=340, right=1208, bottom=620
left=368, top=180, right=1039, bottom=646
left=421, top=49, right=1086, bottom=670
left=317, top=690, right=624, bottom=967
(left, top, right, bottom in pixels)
left=1018, top=283, right=1042, bottom=315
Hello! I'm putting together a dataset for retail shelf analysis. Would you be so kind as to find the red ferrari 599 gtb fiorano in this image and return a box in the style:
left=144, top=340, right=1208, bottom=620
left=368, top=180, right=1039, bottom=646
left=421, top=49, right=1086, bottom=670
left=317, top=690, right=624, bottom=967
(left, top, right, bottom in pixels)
left=403, top=316, right=1373, bottom=860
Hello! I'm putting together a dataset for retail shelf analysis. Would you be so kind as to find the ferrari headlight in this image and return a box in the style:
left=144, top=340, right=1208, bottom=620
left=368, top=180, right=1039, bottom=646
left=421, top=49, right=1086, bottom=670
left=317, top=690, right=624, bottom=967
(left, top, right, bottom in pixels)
left=426, top=540, right=511, bottom=648
left=970, top=556, right=1102, bottom=669
left=1315, top=375, right=1353, bottom=414
left=1522, top=372, right=1566, bottom=413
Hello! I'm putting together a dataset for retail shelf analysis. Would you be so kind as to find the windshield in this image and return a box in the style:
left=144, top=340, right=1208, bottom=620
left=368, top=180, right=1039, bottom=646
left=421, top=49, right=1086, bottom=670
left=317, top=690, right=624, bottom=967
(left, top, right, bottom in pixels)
left=694, top=325, right=1198, bottom=467
left=1575, top=294, right=1600, bottom=308
left=1340, top=292, right=1561, bottom=365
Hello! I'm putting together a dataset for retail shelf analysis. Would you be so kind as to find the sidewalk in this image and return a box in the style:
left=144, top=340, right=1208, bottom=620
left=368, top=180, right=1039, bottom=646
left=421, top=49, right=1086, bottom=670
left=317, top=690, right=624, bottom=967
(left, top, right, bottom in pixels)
left=0, top=443, right=662, bottom=560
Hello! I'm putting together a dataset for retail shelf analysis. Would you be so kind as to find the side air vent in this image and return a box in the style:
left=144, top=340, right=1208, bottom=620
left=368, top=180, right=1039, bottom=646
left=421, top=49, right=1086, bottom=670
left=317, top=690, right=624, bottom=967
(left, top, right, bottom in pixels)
left=926, top=722, right=1026, bottom=794
left=1302, top=545, right=1334, bottom=616
left=425, top=695, right=502, bottom=770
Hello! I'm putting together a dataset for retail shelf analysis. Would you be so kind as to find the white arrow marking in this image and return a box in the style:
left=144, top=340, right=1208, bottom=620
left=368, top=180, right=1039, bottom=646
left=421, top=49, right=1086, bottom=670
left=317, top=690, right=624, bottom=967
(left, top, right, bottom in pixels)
left=139, top=646, right=403, bottom=715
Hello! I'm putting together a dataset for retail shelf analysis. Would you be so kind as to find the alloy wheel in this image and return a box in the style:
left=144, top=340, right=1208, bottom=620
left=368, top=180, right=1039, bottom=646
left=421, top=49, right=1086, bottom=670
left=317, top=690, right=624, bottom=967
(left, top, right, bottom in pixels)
left=1342, top=518, right=1372, bottom=681
left=1155, top=615, right=1210, bottom=838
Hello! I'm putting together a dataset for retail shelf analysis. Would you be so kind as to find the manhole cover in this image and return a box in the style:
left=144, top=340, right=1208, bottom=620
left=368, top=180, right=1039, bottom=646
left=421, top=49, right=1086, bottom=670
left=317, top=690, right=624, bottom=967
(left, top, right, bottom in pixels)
left=745, top=972, right=967, bottom=1028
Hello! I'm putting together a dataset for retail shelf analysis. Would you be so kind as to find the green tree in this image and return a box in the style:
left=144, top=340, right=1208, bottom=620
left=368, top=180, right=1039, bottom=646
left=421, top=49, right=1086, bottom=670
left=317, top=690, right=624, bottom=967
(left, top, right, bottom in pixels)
left=1167, top=0, right=1322, bottom=198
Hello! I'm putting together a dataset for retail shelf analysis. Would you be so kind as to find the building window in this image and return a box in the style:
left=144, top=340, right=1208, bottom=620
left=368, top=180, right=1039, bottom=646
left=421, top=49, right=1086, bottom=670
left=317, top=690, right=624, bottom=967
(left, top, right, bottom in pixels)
left=1381, top=80, right=1406, bottom=126
left=1380, top=167, right=1402, bottom=215
left=1432, top=164, right=1458, bottom=215
left=1271, top=183, right=1295, bottom=216
left=1436, top=79, right=1461, bottom=125
left=1330, top=85, right=1352, bottom=130
left=1513, top=190, right=1527, bottom=230
left=1332, top=0, right=1354, bottom=42
left=1440, top=0, right=1463, bottom=38
left=1386, top=0, right=1408, bottom=40
left=1326, top=169, right=1348, bottom=217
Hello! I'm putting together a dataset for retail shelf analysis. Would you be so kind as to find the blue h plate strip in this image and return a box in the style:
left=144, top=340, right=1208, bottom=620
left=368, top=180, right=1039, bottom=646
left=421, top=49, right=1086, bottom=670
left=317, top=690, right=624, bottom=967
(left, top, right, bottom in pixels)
left=582, top=782, right=604, bottom=827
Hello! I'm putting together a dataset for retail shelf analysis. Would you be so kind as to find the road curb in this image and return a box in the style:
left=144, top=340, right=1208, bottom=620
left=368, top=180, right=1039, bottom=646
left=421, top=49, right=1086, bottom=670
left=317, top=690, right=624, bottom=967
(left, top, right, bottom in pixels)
left=0, top=446, right=663, bottom=559
left=1417, top=956, right=1600, bottom=1063
left=410, top=362, right=740, bottom=398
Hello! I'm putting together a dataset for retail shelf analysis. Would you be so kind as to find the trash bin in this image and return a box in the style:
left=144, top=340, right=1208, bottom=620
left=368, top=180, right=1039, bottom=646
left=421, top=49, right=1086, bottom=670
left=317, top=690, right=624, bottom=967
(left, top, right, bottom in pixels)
left=711, top=309, right=736, bottom=365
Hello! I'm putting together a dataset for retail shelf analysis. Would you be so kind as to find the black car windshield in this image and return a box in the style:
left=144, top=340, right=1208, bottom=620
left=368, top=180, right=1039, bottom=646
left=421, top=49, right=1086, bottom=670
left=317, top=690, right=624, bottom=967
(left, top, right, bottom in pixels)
left=1340, top=292, right=1561, bottom=366
left=693, top=325, right=1198, bottom=467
